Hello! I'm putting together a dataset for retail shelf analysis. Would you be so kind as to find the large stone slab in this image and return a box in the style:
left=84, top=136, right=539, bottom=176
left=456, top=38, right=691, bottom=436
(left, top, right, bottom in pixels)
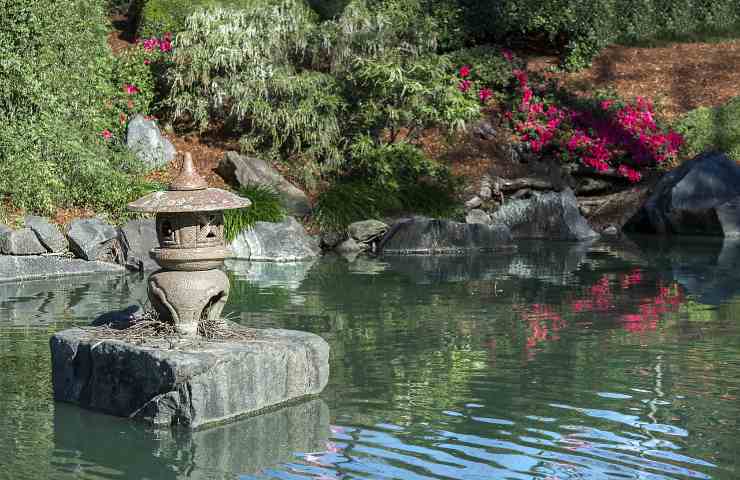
left=0, top=256, right=124, bottom=283
left=24, top=216, right=68, bottom=253
left=217, top=151, right=311, bottom=216
left=231, top=217, right=320, bottom=262
left=627, top=152, right=740, bottom=236
left=490, top=188, right=599, bottom=241
left=50, top=326, right=330, bottom=429
left=379, top=217, right=513, bottom=254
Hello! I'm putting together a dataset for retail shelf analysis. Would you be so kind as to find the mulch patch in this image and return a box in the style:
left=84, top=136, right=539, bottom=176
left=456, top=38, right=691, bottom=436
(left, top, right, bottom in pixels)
left=525, top=39, right=740, bottom=122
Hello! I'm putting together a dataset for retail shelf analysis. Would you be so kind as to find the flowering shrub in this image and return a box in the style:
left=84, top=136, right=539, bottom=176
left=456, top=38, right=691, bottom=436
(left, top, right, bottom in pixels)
left=105, top=33, right=174, bottom=140
left=501, top=57, right=684, bottom=183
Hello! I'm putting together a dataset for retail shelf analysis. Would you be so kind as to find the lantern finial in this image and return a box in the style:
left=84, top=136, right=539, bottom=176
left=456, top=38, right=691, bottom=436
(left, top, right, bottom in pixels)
left=170, top=152, right=208, bottom=191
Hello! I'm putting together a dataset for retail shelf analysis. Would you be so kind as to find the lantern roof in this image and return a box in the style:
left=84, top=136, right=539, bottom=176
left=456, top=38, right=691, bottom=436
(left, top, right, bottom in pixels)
left=128, top=153, right=251, bottom=213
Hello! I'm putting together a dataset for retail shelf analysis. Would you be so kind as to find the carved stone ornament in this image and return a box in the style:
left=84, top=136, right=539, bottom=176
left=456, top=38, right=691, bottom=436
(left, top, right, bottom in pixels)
left=128, top=153, right=251, bottom=335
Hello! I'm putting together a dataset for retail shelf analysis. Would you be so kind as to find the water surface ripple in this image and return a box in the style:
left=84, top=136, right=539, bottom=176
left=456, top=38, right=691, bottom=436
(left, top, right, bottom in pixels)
left=1, top=237, right=739, bottom=479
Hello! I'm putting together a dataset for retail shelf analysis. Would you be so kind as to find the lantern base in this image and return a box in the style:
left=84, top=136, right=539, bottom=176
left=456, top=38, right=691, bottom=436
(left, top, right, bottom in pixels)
left=50, top=325, right=330, bottom=429
left=148, top=268, right=230, bottom=336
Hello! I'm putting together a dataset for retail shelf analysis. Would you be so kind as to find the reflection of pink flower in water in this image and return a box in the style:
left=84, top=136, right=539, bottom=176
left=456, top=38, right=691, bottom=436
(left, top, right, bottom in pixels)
left=330, top=425, right=343, bottom=434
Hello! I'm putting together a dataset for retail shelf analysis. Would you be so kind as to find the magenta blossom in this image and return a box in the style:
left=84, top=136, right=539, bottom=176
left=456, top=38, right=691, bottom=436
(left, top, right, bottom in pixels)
left=458, top=80, right=471, bottom=93
left=101, top=129, right=113, bottom=140
left=459, top=65, right=471, bottom=78
left=479, top=88, right=493, bottom=102
left=124, top=84, right=139, bottom=95
left=502, top=49, right=514, bottom=62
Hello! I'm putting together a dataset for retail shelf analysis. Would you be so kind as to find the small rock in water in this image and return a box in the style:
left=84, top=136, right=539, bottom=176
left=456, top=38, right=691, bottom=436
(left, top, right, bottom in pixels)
left=465, top=196, right=483, bottom=209
left=25, top=216, right=68, bottom=253
left=466, top=209, right=491, bottom=225
left=335, top=237, right=364, bottom=254
left=0, top=228, right=47, bottom=255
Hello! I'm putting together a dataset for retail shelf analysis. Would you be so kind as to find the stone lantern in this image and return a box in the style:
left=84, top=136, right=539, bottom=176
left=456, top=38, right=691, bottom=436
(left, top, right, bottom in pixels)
left=128, top=153, right=250, bottom=335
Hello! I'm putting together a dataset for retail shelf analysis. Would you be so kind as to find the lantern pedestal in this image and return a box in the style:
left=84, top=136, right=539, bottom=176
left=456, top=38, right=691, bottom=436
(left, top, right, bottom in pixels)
left=50, top=325, right=330, bottom=429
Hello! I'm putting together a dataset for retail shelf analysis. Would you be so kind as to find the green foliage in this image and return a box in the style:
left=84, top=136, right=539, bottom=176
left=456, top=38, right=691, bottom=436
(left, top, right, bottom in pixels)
left=131, top=0, right=264, bottom=37
left=456, top=0, right=740, bottom=69
left=674, top=97, right=740, bottom=161
left=223, top=184, right=286, bottom=241
left=314, top=143, right=459, bottom=231
left=447, top=46, right=516, bottom=89
left=168, top=0, right=478, bottom=187
left=0, top=0, right=159, bottom=217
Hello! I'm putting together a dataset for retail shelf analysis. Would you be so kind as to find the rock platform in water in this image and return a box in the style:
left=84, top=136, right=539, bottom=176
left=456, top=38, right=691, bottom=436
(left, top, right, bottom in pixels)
left=50, top=326, right=330, bottom=429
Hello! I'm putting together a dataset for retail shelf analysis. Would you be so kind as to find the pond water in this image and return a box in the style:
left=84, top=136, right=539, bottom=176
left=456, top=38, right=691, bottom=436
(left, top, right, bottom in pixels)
left=1, top=237, right=739, bottom=480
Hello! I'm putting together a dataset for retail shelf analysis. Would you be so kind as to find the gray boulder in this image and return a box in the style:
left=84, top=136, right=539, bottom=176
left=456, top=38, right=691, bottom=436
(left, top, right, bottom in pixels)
left=0, top=228, right=46, bottom=255
left=466, top=209, right=491, bottom=225
left=67, top=218, right=119, bottom=261
left=0, top=256, right=124, bottom=283
left=490, top=188, right=599, bottom=241
left=231, top=217, right=319, bottom=262
left=126, top=114, right=176, bottom=170
left=118, top=219, right=159, bottom=271
left=25, top=216, right=68, bottom=253
left=627, top=152, right=740, bottom=236
left=379, top=217, right=513, bottom=254
left=50, top=327, right=330, bottom=429
left=348, top=219, right=388, bottom=243
left=217, top=151, right=311, bottom=216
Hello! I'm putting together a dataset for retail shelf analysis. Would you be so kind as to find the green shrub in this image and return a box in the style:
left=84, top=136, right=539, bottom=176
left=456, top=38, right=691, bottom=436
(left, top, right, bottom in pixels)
left=456, top=0, right=740, bottom=69
left=168, top=0, right=478, bottom=187
left=223, top=184, right=286, bottom=241
left=674, top=97, right=740, bottom=161
left=314, top=143, right=459, bottom=231
left=131, top=0, right=264, bottom=37
left=0, top=0, right=158, bottom=217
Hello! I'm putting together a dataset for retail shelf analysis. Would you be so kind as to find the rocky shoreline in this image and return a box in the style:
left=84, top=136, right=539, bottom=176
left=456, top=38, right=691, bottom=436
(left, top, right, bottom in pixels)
left=2, top=123, right=738, bottom=284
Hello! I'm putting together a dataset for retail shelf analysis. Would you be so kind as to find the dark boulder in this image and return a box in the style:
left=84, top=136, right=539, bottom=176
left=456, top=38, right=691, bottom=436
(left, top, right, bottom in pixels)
left=25, top=216, right=68, bottom=253
left=490, top=188, right=599, bottom=241
left=627, top=152, right=740, bottom=236
left=67, top=218, right=119, bottom=261
left=379, top=217, right=512, bottom=254
left=118, top=219, right=159, bottom=271
left=0, top=228, right=47, bottom=255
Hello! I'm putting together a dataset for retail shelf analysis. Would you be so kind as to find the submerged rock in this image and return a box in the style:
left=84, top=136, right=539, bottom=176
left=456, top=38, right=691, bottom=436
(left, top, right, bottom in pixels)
left=67, top=218, right=119, bottom=261
left=0, top=228, right=46, bottom=255
left=50, top=326, right=330, bottom=429
left=118, top=219, right=159, bottom=271
left=217, top=151, right=311, bottom=217
left=490, top=188, right=599, bottom=241
left=25, top=216, right=68, bottom=253
left=231, top=217, right=319, bottom=262
left=466, top=209, right=491, bottom=225
left=126, top=114, right=176, bottom=170
left=627, top=152, right=740, bottom=236
left=379, top=217, right=512, bottom=254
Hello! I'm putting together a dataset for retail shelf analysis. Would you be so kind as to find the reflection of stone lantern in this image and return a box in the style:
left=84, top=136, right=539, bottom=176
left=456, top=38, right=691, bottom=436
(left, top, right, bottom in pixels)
left=128, top=153, right=250, bottom=335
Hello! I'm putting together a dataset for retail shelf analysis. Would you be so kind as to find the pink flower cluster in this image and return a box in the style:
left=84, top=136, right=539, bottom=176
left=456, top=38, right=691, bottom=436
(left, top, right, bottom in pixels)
left=139, top=32, right=172, bottom=53
left=456, top=65, right=494, bottom=104
left=504, top=57, right=684, bottom=183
